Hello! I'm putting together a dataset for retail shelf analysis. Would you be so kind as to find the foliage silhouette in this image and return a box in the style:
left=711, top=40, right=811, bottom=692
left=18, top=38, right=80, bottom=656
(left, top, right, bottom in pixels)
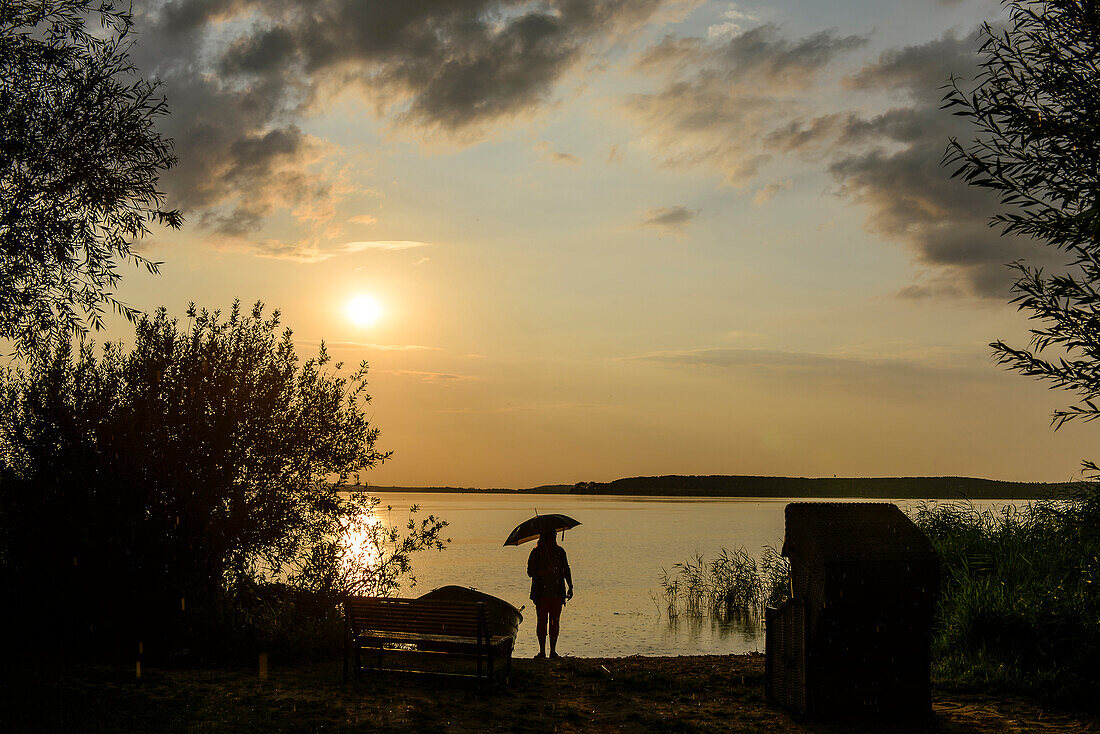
left=944, top=1, right=1100, bottom=442
left=659, top=547, right=790, bottom=621
left=939, top=0, right=1100, bottom=703
left=0, top=301, right=446, bottom=658
left=915, top=495, right=1100, bottom=703
left=0, top=0, right=180, bottom=357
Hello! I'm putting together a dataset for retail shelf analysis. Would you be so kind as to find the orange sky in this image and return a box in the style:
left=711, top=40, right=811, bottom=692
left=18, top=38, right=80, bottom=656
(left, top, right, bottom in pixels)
left=93, top=0, right=1096, bottom=487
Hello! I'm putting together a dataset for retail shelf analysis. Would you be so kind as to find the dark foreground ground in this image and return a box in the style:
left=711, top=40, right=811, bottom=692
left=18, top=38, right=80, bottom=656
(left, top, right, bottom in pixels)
left=2, top=654, right=1096, bottom=733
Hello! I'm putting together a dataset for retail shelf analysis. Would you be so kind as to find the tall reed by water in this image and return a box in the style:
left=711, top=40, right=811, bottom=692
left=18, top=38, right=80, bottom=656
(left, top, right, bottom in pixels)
left=658, top=546, right=790, bottom=621
left=914, top=488, right=1100, bottom=703
left=658, top=491, right=1100, bottom=706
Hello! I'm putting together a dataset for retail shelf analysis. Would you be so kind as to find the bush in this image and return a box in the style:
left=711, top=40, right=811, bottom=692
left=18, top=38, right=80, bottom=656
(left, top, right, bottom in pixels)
left=0, top=301, right=447, bottom=661
left=914, top=489, right=1100, bottom=703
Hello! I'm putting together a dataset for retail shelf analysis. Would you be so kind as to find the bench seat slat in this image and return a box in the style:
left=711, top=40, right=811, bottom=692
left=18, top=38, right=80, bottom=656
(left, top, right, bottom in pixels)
left=344, top=594, right=516, bottom=686
left=354, top=631, right=514, bottom=653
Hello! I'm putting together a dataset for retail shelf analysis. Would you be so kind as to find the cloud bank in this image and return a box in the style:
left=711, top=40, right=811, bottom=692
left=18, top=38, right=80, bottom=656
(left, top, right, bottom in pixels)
left=625, top=23, right=867, bottom=186
left=135, top=0, right=671, bottom=257
left=625, top=17, right=1043, bottom=297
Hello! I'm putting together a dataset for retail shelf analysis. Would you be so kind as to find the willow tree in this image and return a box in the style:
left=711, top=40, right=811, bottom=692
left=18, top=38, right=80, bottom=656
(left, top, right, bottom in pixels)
left=944, top=0, right=1100, bottom=447
left=946, top=0, right=1100, bottom=431
left=0, top=0, right=180, bottom=357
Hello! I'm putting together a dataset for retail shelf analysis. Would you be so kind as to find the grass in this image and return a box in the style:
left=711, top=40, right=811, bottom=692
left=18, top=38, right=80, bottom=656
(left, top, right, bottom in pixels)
left=3, top=655, right=1098, bottom=733
left=658, top=546, right=790, bottom=621
left=913, top=488, right=1100, bottom=705
left=657, top=487, right=1100, bottom=708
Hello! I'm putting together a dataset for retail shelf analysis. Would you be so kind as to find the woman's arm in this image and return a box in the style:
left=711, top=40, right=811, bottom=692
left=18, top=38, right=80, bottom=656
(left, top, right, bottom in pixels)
left=562, top=548, right=573, bottom=598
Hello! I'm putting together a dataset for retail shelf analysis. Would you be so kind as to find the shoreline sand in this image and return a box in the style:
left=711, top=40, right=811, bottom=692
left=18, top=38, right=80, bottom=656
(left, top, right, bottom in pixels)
left=3, top=654, right=1097, bottom=732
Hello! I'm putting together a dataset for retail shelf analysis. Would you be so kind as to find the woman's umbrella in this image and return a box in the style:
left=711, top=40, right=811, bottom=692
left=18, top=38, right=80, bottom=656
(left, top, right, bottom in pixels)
left=503, top=513, right=581, bottom=546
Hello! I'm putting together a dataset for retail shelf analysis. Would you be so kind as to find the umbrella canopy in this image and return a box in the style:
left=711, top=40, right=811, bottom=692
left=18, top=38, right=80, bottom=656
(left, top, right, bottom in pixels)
left=503, top=513, right=581, bottom=546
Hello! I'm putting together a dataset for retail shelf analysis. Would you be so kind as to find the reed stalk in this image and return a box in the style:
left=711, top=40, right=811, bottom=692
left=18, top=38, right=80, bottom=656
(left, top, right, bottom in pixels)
left=659, top=546, right=790, bottom=621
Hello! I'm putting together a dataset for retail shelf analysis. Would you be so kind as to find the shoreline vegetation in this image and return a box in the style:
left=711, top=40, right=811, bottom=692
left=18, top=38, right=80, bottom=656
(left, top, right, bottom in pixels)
left=655, top=487, right=1100, bottom=708
left=353, top=474, right=1067, bottom=499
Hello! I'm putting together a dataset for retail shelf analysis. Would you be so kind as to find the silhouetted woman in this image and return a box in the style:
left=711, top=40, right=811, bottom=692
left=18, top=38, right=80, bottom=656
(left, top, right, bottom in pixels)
left=527, top=530, right=573, bottom=658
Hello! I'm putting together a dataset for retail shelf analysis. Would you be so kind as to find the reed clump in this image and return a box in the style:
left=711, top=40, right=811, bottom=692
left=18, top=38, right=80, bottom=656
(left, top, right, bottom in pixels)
left=914, top=486, right=1100, bottom=704
left=659, top=547, right=790, bottom=621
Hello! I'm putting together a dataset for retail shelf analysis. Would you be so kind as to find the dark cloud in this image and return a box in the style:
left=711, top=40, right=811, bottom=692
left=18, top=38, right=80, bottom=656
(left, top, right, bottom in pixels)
left=133, top=0, right=667, bottom=257
left=845, top=31, right=976, bottom=95
left=625, top=24, right=867, bottom=185
left=629, top=20, right=1047, bottom=297
left=716, top=25, right=868, bottom=87
left=823, top=28, right=1052, bottom=297
left=766, top=27, right=1054, bottom=298
left=763, top=113, right=853, bottom=154
left=642, top=205, right=699, bottom=230
left=893, top=278, right=968, bottom=300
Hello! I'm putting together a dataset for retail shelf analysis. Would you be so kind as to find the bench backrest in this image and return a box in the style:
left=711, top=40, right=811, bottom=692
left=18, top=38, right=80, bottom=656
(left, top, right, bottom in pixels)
left=346, top=596, right=488, bottom=639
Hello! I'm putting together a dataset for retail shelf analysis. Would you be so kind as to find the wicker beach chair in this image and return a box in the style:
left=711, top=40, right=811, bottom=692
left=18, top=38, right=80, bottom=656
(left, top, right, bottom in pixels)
left=765, top=502, right=939, bottom=719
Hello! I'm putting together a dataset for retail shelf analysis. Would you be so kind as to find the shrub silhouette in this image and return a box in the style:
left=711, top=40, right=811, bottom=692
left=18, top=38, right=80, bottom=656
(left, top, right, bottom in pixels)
left=0, top=301, right=444, bottom=659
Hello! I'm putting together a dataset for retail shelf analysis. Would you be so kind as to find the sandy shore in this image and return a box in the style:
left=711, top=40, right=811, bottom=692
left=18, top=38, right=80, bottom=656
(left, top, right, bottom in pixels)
left=2, top=654, right=1096, bottom=732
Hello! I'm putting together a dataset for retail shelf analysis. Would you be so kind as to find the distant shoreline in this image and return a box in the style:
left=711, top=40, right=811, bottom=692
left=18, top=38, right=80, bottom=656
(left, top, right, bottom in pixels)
left=346, top=474, right=1074, bottom=500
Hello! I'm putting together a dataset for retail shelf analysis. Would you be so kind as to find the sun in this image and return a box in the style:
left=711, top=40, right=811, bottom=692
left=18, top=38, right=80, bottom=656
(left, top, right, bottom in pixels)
left=346, top=294, right=383, bottom=327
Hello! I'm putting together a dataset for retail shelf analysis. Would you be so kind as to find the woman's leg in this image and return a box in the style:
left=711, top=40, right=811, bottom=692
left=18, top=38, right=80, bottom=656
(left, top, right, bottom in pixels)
left=535, top=599, right=549, bottom=656
left=547, top=598, right=564, bottom=657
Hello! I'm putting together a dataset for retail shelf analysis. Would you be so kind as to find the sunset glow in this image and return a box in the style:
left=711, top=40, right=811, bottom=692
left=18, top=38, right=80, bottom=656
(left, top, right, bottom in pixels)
left=94, top=0, right=1096, bottom=488
left=345, top=295, right=383, bottom=328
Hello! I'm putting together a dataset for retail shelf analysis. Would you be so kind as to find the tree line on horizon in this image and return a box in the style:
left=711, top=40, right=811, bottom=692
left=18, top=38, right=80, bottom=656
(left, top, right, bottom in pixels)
left=569, top=475, right=1063, bottom=499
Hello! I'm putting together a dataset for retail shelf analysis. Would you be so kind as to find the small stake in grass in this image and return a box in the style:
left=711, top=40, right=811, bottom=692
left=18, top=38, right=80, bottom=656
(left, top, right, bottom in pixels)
left=259, top=652, right=269, bottom=680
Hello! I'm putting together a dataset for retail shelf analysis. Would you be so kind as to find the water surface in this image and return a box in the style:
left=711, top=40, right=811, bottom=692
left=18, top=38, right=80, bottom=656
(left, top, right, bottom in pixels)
left=366, top=493, right=1005, bottom=658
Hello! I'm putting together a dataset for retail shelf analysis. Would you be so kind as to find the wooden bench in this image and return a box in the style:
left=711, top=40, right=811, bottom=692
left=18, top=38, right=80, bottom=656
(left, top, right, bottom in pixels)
left=343, top=596, right=515, bottom=685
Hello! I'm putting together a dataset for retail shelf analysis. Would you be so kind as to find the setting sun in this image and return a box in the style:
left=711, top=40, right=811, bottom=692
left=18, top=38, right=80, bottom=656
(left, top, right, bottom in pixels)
left=346, top=294, right=383, bottom=327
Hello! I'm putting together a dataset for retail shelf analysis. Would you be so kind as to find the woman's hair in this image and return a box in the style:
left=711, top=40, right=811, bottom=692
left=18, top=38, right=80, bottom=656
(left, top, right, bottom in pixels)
left=537, top=530, right=556, bottom=546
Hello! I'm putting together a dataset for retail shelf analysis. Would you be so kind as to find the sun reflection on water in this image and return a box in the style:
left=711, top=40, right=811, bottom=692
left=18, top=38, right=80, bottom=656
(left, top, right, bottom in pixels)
left=342, top=510, right=384, bottom=575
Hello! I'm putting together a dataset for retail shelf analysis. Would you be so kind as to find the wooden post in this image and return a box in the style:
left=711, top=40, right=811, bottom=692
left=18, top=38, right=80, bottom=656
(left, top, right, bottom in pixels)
left=343, top=599, right=349, bottom=682
left=258, top=652, right=268, bottom=680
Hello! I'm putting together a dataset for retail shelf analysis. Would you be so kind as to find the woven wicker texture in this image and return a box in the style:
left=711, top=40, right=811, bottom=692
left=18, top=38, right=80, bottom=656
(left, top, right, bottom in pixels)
left=781, top=502, right=937, bottom=566
left=767, top=502, right=938, bottom=719
left=765, top=599, right=807, bottom=715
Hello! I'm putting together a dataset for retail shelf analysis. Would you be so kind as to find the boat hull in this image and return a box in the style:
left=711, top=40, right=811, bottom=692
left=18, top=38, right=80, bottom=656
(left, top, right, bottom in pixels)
left=418, top=585, right=524, bottom=639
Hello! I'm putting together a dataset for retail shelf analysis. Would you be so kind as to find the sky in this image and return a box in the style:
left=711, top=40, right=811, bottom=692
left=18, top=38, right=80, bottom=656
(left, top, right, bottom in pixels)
left=97, top=0, right=1096, bottom=487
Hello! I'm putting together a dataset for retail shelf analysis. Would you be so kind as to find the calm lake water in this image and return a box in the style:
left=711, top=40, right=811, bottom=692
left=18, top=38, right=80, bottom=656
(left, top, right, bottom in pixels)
left=366, top=493, right=1009, bottom=658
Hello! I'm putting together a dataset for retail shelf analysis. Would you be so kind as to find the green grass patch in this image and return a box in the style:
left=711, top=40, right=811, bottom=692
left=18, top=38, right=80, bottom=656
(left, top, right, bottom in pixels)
left=914, top=487, right=1100, bottom=706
